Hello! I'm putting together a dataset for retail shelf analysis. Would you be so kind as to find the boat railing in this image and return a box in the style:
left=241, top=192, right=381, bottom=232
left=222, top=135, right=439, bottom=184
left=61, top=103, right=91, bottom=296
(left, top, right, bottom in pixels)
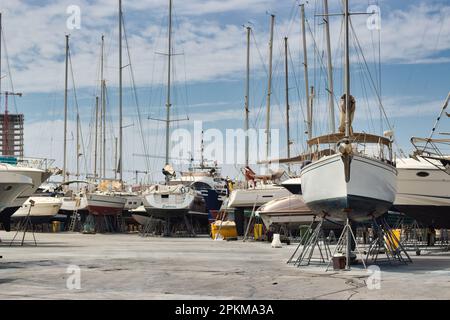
left=16, top=157, right=56, bottom=170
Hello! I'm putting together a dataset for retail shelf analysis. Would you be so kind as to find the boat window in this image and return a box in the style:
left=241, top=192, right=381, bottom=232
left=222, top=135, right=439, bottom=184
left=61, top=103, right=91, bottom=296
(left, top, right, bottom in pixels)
left=416, top=171, right=430, bottom=177
left=4, top=186, right=12, bottom=191
left=161, top=194, right=169, bottom=198
left=191, top=182, right=212, bottom=190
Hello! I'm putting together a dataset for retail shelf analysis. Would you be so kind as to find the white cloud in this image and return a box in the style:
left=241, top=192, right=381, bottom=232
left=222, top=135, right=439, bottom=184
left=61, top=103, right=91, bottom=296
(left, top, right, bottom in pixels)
left=0, top=0, right=449, bottom=95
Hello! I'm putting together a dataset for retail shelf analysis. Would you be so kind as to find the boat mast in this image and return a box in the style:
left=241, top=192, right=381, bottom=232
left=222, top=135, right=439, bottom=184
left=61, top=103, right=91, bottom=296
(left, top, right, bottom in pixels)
left=284, top=37, right=291, bottom=174
left=119, top=0, right=123, bottom=184
left=114, top=137, right=118, bottom=180
left=323, top=0, right=335, bottom=133
left=63, top=35, right=69, bottom=183
left=101, top=35, right=106, bottom=179
left=300, top=5, right=312, bottom=144
left=94, top=96, right=99, bottom=177
left=344, top=0, right=351, bottom=138
left=165, top=0, right=173, bottom=182
left=265, top=14, right=275, bottom=166
left=76, top=113, right=80, bottom=180
left=244, top=26, right=251, bottom=169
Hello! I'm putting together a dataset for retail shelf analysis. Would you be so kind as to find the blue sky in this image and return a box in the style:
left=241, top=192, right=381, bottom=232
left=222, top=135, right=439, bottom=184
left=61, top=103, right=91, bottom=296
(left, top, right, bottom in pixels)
left=0, top=0, right=449, bottom=183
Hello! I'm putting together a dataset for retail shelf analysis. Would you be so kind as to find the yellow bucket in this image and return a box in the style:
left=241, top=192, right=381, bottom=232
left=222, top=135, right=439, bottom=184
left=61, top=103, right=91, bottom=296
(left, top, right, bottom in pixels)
left=52, top=221, right=61, bottom=233
left=211, top=221, right=237, bottom=240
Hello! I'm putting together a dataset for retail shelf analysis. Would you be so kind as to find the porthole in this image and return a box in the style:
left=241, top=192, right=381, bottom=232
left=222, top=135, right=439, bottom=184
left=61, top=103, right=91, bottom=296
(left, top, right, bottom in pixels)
left=4, top=186, right=12, bottom=191
left=416, top=171, right=429, bottom=177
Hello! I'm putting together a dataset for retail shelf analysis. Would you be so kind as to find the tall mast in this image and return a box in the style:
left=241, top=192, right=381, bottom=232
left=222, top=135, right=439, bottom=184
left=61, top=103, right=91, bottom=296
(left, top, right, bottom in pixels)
left=101, top=35, right=106, bottom=178
left=63, top=35, right=69, bottom=183
left=284, top=37, right=291, bottom=174
left=265, top=14, right=275, bottom=164
left=114, top=137, right=118, bottom=180
left=323, top=0, right=335, bottom=133
left=244, top=26, right=251, bottom=169
left=102, top=81, right=106, bottom=178
left=119, top=0, right=123, bottom=183
left=300, top=4, right=312, bottom=142
left=94, top=96, right=99, bottom=177
left=76, top=113, right=80, bottom=180
left=344, top=0, right=350, bottom=137
left=165, top=0, right=173, bottom=178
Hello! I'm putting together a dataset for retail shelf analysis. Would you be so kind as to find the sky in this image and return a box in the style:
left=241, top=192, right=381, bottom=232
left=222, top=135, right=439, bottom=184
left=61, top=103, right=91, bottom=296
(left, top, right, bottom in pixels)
left=0, top=0, right=449, bottom=183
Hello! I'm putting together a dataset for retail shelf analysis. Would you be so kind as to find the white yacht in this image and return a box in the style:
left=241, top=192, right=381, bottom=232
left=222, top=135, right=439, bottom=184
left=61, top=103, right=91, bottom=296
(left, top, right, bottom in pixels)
left=227, top=167, right=291, bottom=210
left=12, top=196, right=62, bottom=223
left=0, top=165, right=34, bottom=212
left=0, top=162, right=52, bottom=230
left=395, top=156, right=450, bottom=228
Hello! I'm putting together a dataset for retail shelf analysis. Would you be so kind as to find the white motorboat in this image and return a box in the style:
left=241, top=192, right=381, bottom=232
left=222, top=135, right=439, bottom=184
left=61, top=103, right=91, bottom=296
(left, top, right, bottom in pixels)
left=227, top=166, right=291, bottom=209
left=227, top=183, right=291, bottom=210
left=12, top=196, right=62, bottom=223
left=0, top=163, right=51, bottom=230
left=256, top=194, right=314, bottom=228
left=394, top=156, right=450, bottom=228
left=0, top=165, right=34, bottom=212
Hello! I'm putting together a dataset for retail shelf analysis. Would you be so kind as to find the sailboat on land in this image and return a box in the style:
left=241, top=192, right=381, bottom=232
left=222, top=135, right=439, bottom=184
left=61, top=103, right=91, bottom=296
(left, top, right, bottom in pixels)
left=85, top=30, right=126, bottom=217
left=227, top=16, right=291, bottom=212
left=300, top=0, right=397, bottom=222
left=142, top=0, right=206, bottom=227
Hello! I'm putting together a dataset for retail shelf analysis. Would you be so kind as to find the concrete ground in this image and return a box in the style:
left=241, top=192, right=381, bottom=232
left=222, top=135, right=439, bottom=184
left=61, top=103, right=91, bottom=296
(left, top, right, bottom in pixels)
left=0, top=231, right=449, bottom=299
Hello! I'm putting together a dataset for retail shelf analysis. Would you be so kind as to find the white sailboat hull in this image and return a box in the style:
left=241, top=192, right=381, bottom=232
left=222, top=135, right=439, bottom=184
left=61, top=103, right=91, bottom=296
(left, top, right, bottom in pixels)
left=301, top=154, right=397, bottom=221
left=60, top=195, right=89, bottom=212
left=227, top=185, right=291, bottom=209
left=86, top=193, right=127, bottom=216
left=143, top=190, right=205, bottom=218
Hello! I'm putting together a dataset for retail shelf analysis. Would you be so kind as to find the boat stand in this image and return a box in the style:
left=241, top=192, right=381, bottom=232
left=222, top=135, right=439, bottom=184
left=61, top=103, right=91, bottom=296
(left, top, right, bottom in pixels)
left=183, top=215, right=196, bottom=237
left=9, top=205, right=37, bottom=247
left=287, top=219, right=316, bottom=264
left=82, top=214, right=96, bottom=234
left=365, top=217, right=412, bottom=265
left=140, top=215, right=156, bottom=237
left=95, top=215, right=115, bottom=233
left=325, top=218, right=367, bottom=271
left=287, top=219, right=332, bottom=267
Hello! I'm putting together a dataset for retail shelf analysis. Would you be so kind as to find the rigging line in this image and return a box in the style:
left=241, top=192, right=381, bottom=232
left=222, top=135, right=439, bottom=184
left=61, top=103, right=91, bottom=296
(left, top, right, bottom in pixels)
left=351, top=29, right=375, bottom=133
left=1, top=27, right=19, bottom=113
left=288, top=46, right=307, bottom=154
left=68, top=49, right=88, bottom=176
left=146, top=15, right=167, bottom=175
left=122, top=14, right=151, bottom=172
left=305, top=17, right=340, bottom=106
left=349, top=19, right=393, bottom=132
left=356, top=47, right=376, bottom=135
left=172, top=4, right=190, bottom=120
left=250, top=30, right=269, bottom=130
